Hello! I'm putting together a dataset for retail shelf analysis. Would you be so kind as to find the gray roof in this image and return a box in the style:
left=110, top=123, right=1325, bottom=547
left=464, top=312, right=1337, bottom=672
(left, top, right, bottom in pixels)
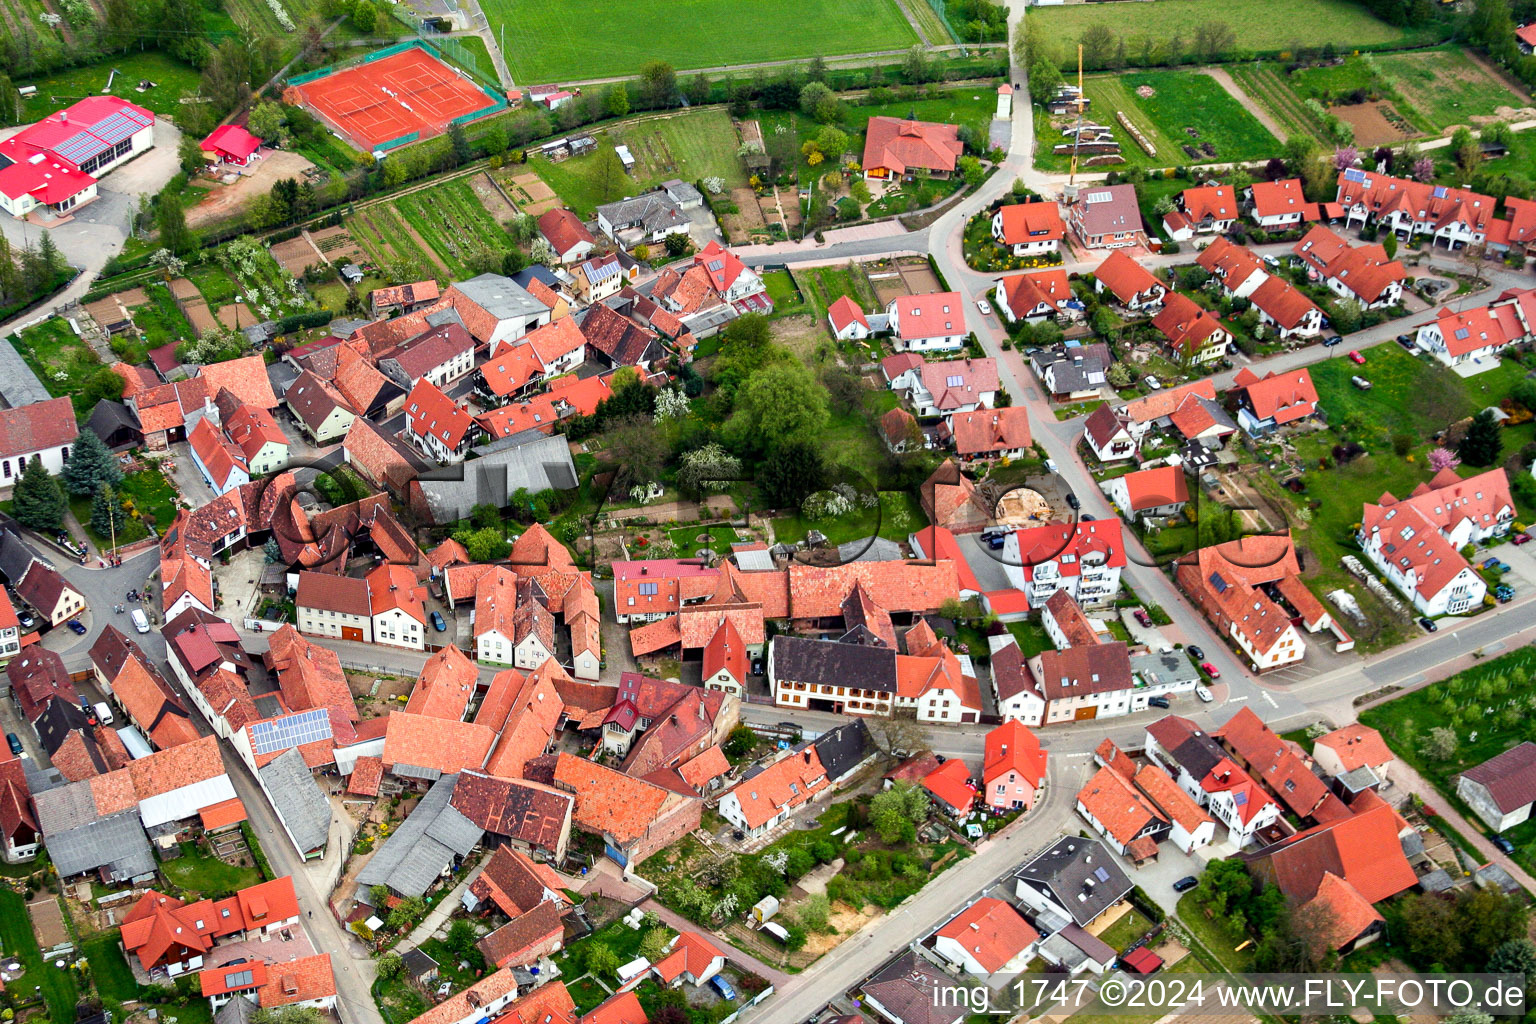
left=0, top=529, right=40, bottom=587
left=1031, top=344, right=1110, bottom=393
left=42, top=806, right=154, bottom=880
left=214, top=995, right=261, bottom=1024
left=415, top=432, right=578, bottom=525
left=0, top=327, right=54, bottom=408
left=596, top=191, right=687, bottom=234
left=34, top=777, right=99, bottom=833
left=837, top=536, right=904, bottom=563
left=356, top=774, right=481, bottom=899
left=732, top=548, right=775, bottom=572
left=401, top=948, right=439, bottom=977
left=811, top=719, right=872, bottom=782
left=1417, top=868, right=1454, bottom=893
left=662, top=179, right=703, bottom=205
left=1129, top=652, right=1201, bottom=688
left=1015, top=836, right=1133, bottom=927
left=1338, top=764, right=1381, bottom=794
left=453, top=274, right=550, bottom=322
left=259, top=747, right=332, bottom=854
left=771, top=636, right=896, bottom=694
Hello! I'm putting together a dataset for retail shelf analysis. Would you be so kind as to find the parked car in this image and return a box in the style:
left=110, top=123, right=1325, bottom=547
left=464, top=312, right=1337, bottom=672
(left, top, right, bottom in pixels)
left=131, top=609, right=149, bottom=634
left=1143, top=375, right=1163, bottom=391
left=94, top=702, right=113, bottom=726
left=1492, top=834, right=1516, bottom=854
left=1195, top=685, right=1214, bottom=703
left=1065, top=493, right=1080, bottom=510
left=1396, top=333, right=1415, bottom=347
left=1350, top=375, right=1372, bottom=390
left=1496, top=584, right=1515, bottom=603
left=1322, top=335, right=1343, bottom=347
left=1187, top=645, right=1205, bottom=660
left=1262, top=254, right=1279, bottom=269
left=1147, top=696, right=1170, bottom=709
left=1482, top=557, right=1501, bottom=570
left=1081, top=513, right=1096, bottom=521
left=986, top=532, right=1007, bottom=550
left=1133, top=609, right=1152, bottom=627
left=711, top=976, right=738, bottom=1001
left=1348, top=350, right=1366, bottom=364
left=1172, top=876, right=1199, bottom=893
left=1514, top=533, right=1533, bottom=546
left=1419, top=617, right=1438, bottom=632
left=750, top=657, right=764, bottom=675
left=1200, top=662, right=1220, bottom=679
left=66, top=619, right=86, bottom=635
left=430, top=611, right=447, bottom=632
left=976, top=298, right=992, bottom=316
left=5, top=734, right=20, bottom=756
left=16, top=610, right=36, bottom=630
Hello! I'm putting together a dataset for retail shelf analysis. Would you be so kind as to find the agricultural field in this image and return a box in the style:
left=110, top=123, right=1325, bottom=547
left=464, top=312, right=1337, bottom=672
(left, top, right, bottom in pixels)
left=347, top=204, right=446, bottom=281
left=1288, top=48, right=1530, bottom=137
left=1228, top=64, right=1331, bottom=143
left=531, top=107, right=750, bottom=218
left=1029, top=0, right=1434, bottom=56
left=221, top=0, right=296, bottom=40
left=394, top=177, right=515, bottom=278
left=485, top=0, right=917, bottom=81
left=1035, top=71, right=1280, bottom=172
left=18, top=52, right=203, bottom=119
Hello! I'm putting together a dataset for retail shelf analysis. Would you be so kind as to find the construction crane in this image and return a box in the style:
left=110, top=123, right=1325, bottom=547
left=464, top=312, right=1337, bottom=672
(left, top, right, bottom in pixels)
left=1068, top=45, right=1085, bottom=186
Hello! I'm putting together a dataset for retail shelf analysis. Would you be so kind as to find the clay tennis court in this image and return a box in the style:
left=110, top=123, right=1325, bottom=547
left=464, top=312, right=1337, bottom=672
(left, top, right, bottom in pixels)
left=285, top=44, right=502, bottom=152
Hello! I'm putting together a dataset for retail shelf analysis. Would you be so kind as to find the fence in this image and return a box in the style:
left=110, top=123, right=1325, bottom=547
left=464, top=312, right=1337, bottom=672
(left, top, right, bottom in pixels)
left=921, top=0, right=962, bottom=43
left=719, top=985, right=776, bottom=1024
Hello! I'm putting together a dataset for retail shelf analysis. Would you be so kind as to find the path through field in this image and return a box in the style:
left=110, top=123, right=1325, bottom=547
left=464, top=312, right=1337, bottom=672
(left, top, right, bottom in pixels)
left=1205, top=66, right=1290, bottom=144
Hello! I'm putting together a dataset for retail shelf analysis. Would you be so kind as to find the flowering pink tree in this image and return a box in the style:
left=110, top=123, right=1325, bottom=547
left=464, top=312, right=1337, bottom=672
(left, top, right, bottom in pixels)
left=1427, top=446, right=1461, bottom=471
left=1413, top=156, right=1434, bottom=183
left=1334, top=146, right=1360, bottom=171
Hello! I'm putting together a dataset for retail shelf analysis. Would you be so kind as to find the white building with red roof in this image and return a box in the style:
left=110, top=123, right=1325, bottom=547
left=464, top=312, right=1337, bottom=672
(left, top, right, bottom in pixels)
left=1197, top=238, right=1267, bottom=299
left=1359, top=467, right=1511, bottom=615
left=0, top=395, right=78, bottom=483
left=1091, top=250, right=1166, bottom=315
left=1246, top=178, right=1306, bottom=229
left=983, top=720, right=1046, bottom=811
left=651, top=932, right=727, bottom=988
left=718, top=746, right=829, bottom=838
left=1104, top=465, right=1189, bottom=524
left=939, top=406, right=1032, bottom=462
left=652, top=241, right=771, bottom=317
left=1166, top=183, right=1238, bottom=240
left=200, top=124, right=262, bottom=167
left=991, top=200, right=1065, bottom=256
left=1249, top=275, right=1325, bottom=340
left=537, top=208, right=596, bottom=264
left=1069, top=183, right=1145, bottom=249
left=1153, top=292, right=1232, bottom=366
left=1414, top=288, right=1535, bottom=367
left=826, top=296, right=872, bottom=341
left=1314, top=724, right=1394, bottom=784
left=861, top=116, right=963, bottom=181
left=1003, top=519, right=1125, bottom=607
left=934, top=897, right=1040, bottom=975
left=0, top=96, right=155, bottom=219
left=188, top=418, right=250, bottom=497
left=887, top=292, right=967, bottom=352
left=995, top=269, right=1078, bottom=324
left=883, top=355, right=998, bottom=418
left=367, top=563, right=427, bottom=651
left=1230, top=366, right=1320, bottom=436
left=1335, top=169, right=1501, bottom=249
left=1175, top=534, right=1310, bottom=671
left=1292, top=224, right=1405, bottom=309
left=1082, top=404, right=1136, bottom=462
left=404, top=379, right=477, bottom=464
left=701, top=617, right=747, bottom=697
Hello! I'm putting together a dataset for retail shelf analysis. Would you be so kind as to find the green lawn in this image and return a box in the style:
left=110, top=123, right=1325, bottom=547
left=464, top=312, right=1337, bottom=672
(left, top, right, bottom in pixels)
left=161, top=842, right=263, bottom=895
left=374, top=974, right=429, bottom=1024
left=1095, top=908, right=1152, bottom=954
left=187, top=264, right=242, bottom=307
left=119, top=465, right=182, bottom=531
left=0, top=890, right=79, bottom=1023
left=1359, top=647, right=1536, bottom=871
left=773, top=489, right=925, bottom=546
left=531, top=107, right=748, bottom=218
left=761, top=270, right=809, bottom=316
left=130, top=284, right=197, bottom=351
left=566, top=976, right=609, bottom=1015
left=486, top=0, right=918, bottom=81
left=794, top=264, right=880, bottom=318
left=1007, top=619, right=1053, bottom=658
left=1037, top=70, right=1279, bottom=172
left=1029, top=0, right=1434, bottom=58
left=668, top=523, right=741, bottom=558
left=1290, top=47, right=1528, bottom=136
left=21, top=52, right=204, bottom=119
left=12, top=317, right=103, bottom=418
left=1174, top=891, right=1255, bottom=972
left=83, top=929, right=141, bottom=1002
left=1308, top=341, right=1487, bottom=441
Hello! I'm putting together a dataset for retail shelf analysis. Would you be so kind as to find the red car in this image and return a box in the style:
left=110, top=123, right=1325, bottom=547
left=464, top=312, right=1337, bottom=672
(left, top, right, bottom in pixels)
left=1514, top=533, right=1533, bottom=546
left=1201, top=662, right=1221, bottom=679
left=1348, top=350, right=1366, bottom=365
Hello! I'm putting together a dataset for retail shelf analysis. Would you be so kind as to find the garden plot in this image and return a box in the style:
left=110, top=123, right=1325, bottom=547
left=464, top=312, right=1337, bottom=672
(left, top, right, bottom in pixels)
left=270, top=236, right=324, bottom=277
left=394, top=178, right=516, bottom=279
left=347, top=205, right=446, bottom=281
left=308, top=225, right=369, bottom=268
left=215, top=236, right=310, bottom=321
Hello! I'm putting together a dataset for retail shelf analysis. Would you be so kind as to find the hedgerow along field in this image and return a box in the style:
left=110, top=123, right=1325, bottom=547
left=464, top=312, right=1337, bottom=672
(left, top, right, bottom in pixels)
left=1034, top=70, right=1280, bottom=172
left=487, top=0, right=918, bottom=82
left=1029, top=0, right=1438, bottom=57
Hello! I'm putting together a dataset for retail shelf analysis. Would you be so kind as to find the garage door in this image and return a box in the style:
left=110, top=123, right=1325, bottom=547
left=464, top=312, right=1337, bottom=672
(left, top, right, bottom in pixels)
left=341, top=626, right=363, bottom=642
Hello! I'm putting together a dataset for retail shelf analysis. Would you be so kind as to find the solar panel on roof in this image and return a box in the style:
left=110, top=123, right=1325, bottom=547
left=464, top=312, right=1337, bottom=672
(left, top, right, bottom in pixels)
left=251, top=707, right=332, bottom=755
left=707, top=260, right=724, bottom=271
left=1455, top=327, right=1470, bottom=339
left=1085, top=191, right=1112, bottom=203
left=1209, top=571, right=1228, bottom=593
left=1094, top=866, right=1110, bottom=882
left=1432, top=186, right=1448, bottom=198
left=1233, top=791, right=1248, bottom=805
left=1343, top=169, right=1367, bottom=183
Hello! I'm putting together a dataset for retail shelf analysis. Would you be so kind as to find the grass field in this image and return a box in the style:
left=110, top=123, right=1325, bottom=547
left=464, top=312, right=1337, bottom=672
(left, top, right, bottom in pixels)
left=1290, top=47, right=1528, bottom=135
left=531, top=107, right=746, bottom=217
left=0, top=890, right=78, bottom=1023
left=394, top=178, right=514, bottom=278
left=20, top=52, right=204, bottom=119
left=487, top=0, right=918, bottom=81
left=1036, top=70, right=1279, bottom=171
left=1359, top=647, right=1536, bottom=872
left=83, top=930, right=141, bottom=1003
left=161, top=842, right=263, bottom=894
left=1029, top=0, right=1432, bottom=57
left=12, top=317, right=102, bottom=417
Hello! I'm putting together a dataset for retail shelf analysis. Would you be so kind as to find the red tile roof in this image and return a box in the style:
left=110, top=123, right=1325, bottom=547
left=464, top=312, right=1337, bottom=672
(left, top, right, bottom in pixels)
left=1133, top=763, right=1212, bottom=834
left=581, top=992, right=648, bottom=1024
left=1249, top=178, right=1305, bottom=221
left=1181, top=184, right=1238, bottom=223
left=922, top=758, right=974, bottom=813
left=1235, top=367, right=1318, bottom=424
left=256, top=953, right=336, bottom=1009
left=1248, top=789, right=1416, bottom=904
left=198, top=355, right=278, bottom=410
left=1248, top=275, right=1322, bottom=331
left=652, top=931, right=726, bottom=984
left=862, top=116, right=963, bottom=176
left=827, top=295, right=869, bottom=333
left=384, top=711, right=494, bottom=775
left=1315, top=724, right=1393, bottom=773
left=1077, top=764, right=1166, bottom=846
left=538, top=208, right=595, bottom=255
left=1152, top=293, right=1228, bottom=358
left=0, top=396, right=77, bottom=460
left=936, top=897, right=1039, bottom=972
left=1304, top=871, right=1384, bottom=950
left=701, top=616, right=747, bottom=686
left=725, top=747, right=829, bottom=828
left=676, top=745, right=731, bottom=793
left=405, top=379, right=474, bottom=449
left=405, top=645, right=478, bottom=720
left=1115, top=465, right=1189, bottom=513
left=997, top=270, right=1072, bottom=320
left=343, top=417, right=414, bottom=494
left=984, top=720, right=1046, bottom=791
left=1092, top=250, right=1163, bottom=306
left=348, top=755, right=384, bottom=796
left=552, top=752, right=682, bottom=844
left=995, top=201, right=1065, bottom=246
left=892, top=292, right=965, bottom=342
left=198, top=797, right=247, bottom=830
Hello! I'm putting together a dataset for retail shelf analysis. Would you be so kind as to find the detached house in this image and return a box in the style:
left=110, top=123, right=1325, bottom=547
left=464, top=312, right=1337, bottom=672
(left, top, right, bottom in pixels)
left=887, top=292, right=967, bottom=352
left=367, top=564, right=426, bottom=651
left=992, top=200, right=1065, bottom=256
left=1164, top=184, right=1238, bottom=240
left=940, top=406, right=1032, bottom=462
left=1083, top=404, right=1136, bottom=462
left=1174, top=533, right=1313, bottom=672
left=1313, top=724, right=1394, bottom=787
left=1230, top=366, right=1319, bottom=436
left=718, top=746, right=829, bottom=838
left=934, top=898, right=1040, bottom=976
left=1104, top=465, right=1189, bottom=524
left=1069, top=184, right=1145, bottom=249
left=1152, top=293, right=1232, bottom=366
left=995, top=269, right=1078, bottom=324
left=1004, top=519, right=1125, bottom=607
left=595, top=191, right=690, bottom=247
left=983, top=720, right=1046, bottom=811
left=881, top=354, right=998, bottom=418
left=653, top=241, right=772, bottom=316
left=1075, top=764, right=1168, bottom=863
left=537, top=208, right=595, bottom=265
left=861, top=116, right=963, bottom=181
left=0, top=396, right=78, bottom=486
left=1092, top=250, right=1165, bottom=315
left=404, top=379, right=478, bottom=464
left=1246, top=178, right=1306, bottom=229
left=1198, top=238, right=1267, bottom=299
left=1249, top=276, right=1325, bottom=341
left=1414, top=288, right=1535, bottom=368
left=1031, top=343, right=1111, bottom=401
left=1292, top=225, right=1405, bottom=309
left=1013, top=836, right=1132, bottom=928
left=827, top=296, right=872, bottom=341
left=572, top=252, right=626, bottom=305
left=284, top=372, right=354, bottom=445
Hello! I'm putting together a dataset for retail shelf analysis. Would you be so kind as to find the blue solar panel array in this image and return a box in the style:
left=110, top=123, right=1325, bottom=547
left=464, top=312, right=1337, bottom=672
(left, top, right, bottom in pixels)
left=251, top=707, right=332, bottom=756
left=54, top=109, right=152, bottom=165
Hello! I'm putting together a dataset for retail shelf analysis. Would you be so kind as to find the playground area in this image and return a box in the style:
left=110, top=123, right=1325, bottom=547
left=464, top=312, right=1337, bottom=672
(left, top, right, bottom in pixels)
left=283, top=42, right=505, bottom=153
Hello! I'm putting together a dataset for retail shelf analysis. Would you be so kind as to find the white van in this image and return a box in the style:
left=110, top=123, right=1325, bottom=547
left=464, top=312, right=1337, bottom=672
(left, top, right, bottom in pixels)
left=94, top=702, right=113, bottom=726
left=131, top=609, right=149, bottom=634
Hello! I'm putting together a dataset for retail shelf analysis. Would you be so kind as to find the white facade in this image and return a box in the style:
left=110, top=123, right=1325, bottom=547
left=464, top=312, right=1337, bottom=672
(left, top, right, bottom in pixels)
left=1164, top=815, right=1216, bottom=854
left=245, top=440, right=288, bottom=476
left=297, top=605, right=373, bottom=644
left=1256, top=304, right=1324, bottom=340
left=189, top=447, right=250, bottom=497
left=702, top=665, right=743, bottom=697
left=887, top=301, right=967, bottom=352
left=1204, top=786, right=1281, bottom=847
left=1415, top=320, right=1508, bottom=368
left=372, top=607, right=424, bottom=651
left=1326, top=271, right=1401, bottom=310
left=513, top=634, right=551, bottom=672
left=1359, top=534, right=1485, bottom=616
left=934, top=932, right=1035, bottom=977
left=478, top=628, right=514, bottom=667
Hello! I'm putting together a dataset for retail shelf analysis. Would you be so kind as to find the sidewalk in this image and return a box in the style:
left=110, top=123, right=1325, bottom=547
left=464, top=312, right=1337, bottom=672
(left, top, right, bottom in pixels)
left=640, top=897, right=790, bottom=987
left=1390, top=760, right=1536, bottom=892
left=398, top=860, right=485, bottom=951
